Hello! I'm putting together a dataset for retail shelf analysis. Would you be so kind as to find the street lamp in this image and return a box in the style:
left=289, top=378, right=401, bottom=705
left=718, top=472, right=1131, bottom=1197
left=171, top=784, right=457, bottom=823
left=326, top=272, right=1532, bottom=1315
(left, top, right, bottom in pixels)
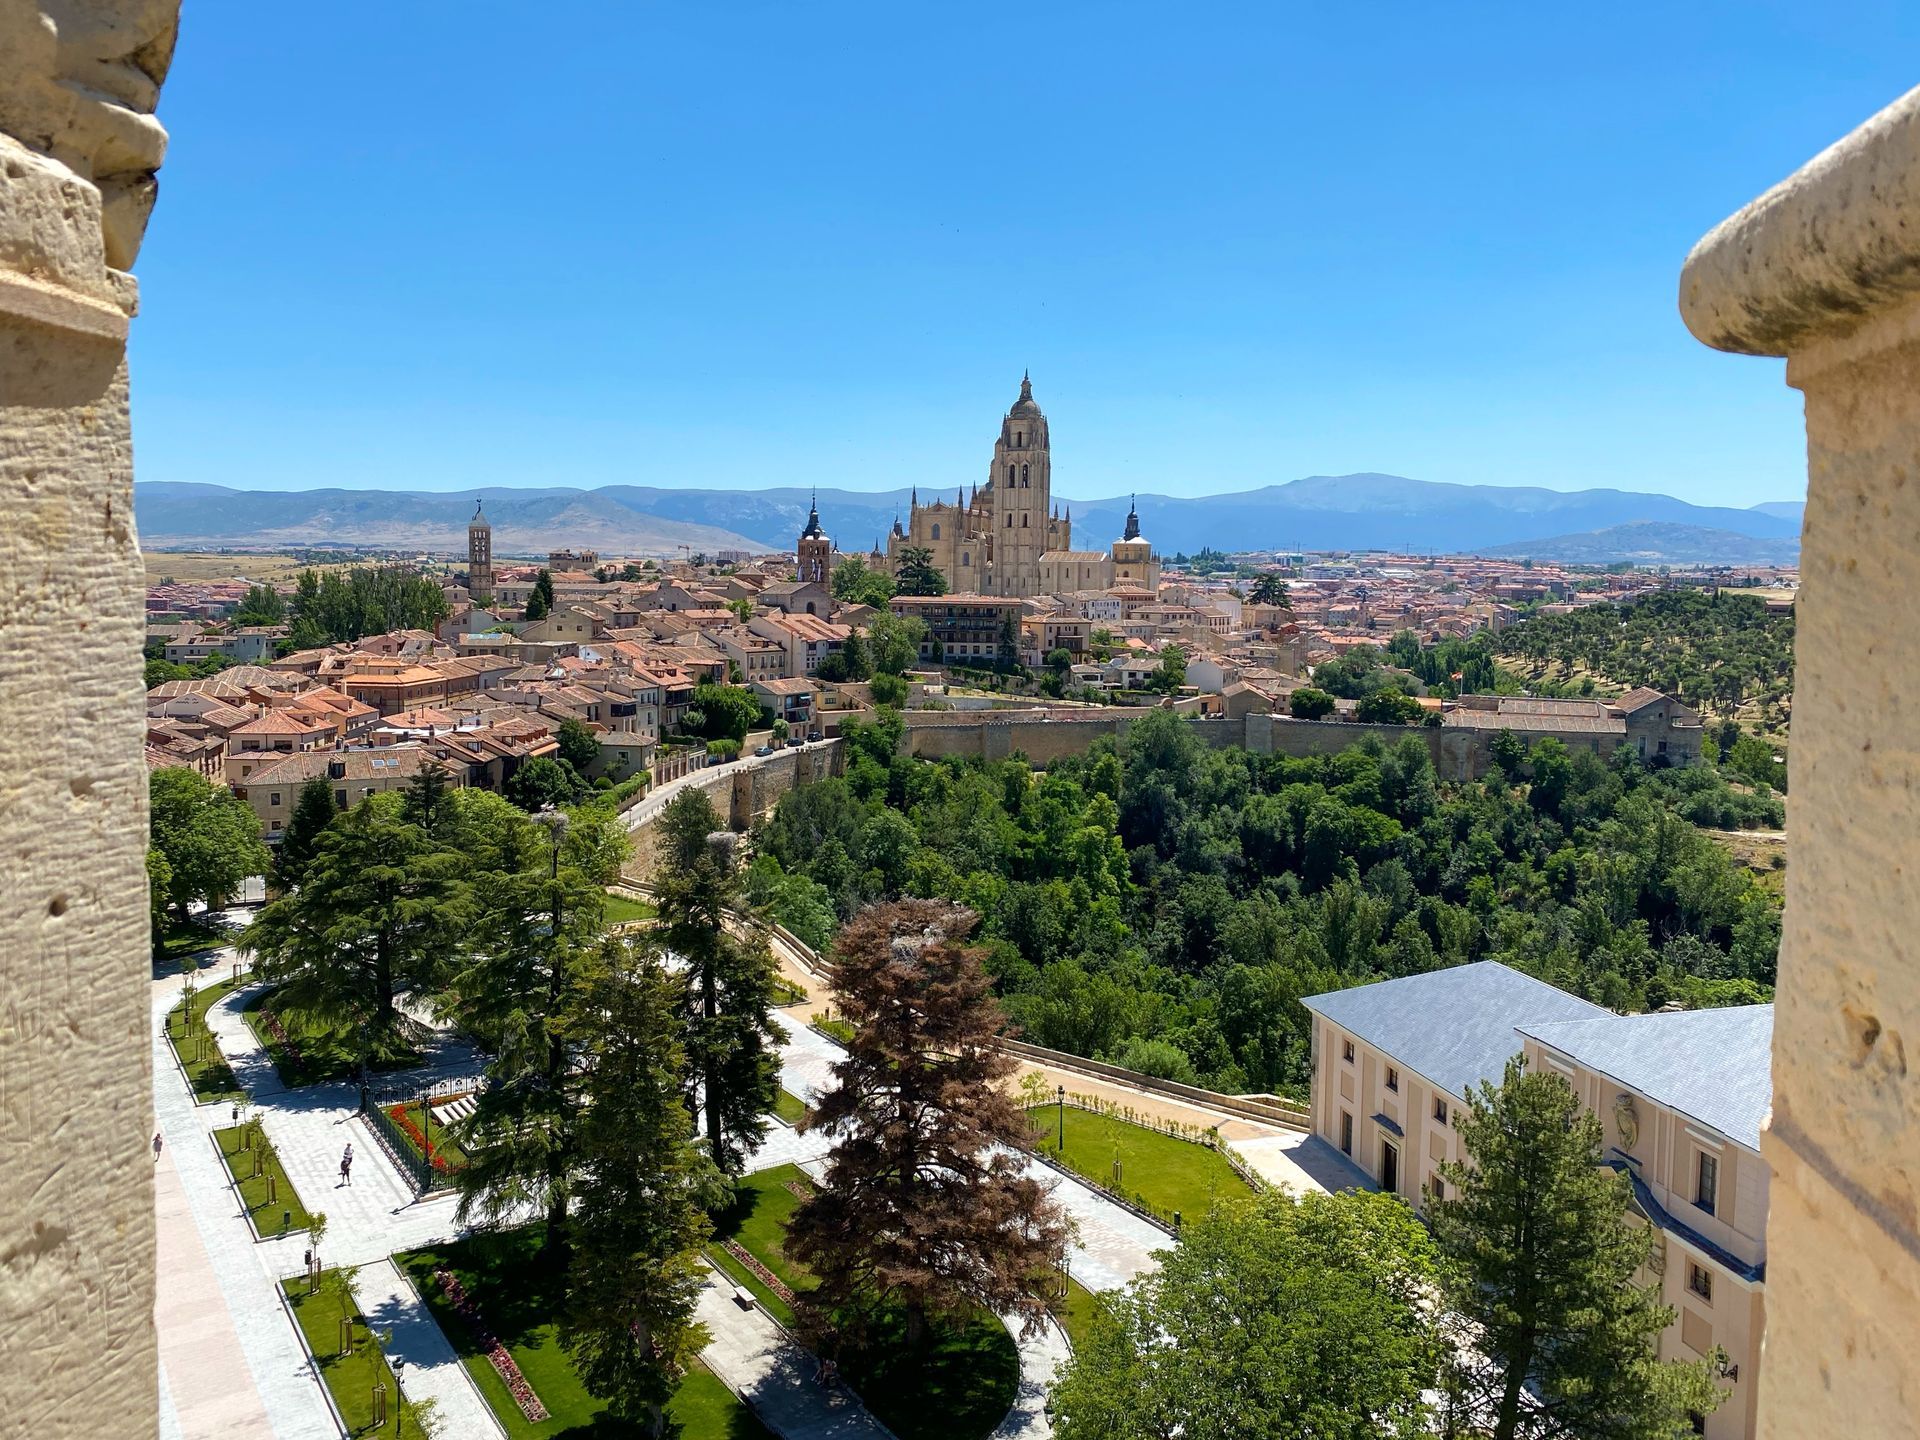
left=1057, top=1085, right=1065, bottom=1153
left=391, top=1355, right=408, bottom=1437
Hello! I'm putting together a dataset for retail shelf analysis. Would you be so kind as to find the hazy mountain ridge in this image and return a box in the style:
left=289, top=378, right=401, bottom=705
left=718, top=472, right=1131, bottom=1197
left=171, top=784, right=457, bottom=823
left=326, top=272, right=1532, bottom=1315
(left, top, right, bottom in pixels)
left=1479, top=522, right=1800, bottom=566
left=133, top=475, right=1803, bottom=561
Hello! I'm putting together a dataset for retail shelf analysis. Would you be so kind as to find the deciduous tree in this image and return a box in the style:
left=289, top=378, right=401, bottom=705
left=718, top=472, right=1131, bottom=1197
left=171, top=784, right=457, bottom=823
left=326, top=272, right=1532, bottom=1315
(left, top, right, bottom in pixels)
left=786, top=898, right=1066, bottom=1348
left=149, top=766, right=271, bottom=922
left=1432, top=1058, right=1724, bottom=1440
left=1050, top=1189, right=1441, bottom=1440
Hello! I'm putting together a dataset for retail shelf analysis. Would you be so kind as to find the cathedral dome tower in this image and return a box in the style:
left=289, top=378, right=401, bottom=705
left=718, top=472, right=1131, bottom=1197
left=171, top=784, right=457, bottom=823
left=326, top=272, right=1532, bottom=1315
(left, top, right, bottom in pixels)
left=988, top=371, right=1052, bottom=597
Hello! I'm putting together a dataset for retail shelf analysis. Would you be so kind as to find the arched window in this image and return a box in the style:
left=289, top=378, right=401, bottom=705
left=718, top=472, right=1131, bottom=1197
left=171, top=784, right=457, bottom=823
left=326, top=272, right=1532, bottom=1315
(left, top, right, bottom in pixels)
left=1006, top=464, right=1015, bottom=484
left=1021, top=464, right=1030, bottom=487
left=961, top=551, right=970, bottom=566
left=1007, top=513, right=1013, bottom=528
left=1022, top=513, right=1029, bottom=527
left=1017, top=430, right=1023, bottom=447
left=931, top=522, right=940, bottom=540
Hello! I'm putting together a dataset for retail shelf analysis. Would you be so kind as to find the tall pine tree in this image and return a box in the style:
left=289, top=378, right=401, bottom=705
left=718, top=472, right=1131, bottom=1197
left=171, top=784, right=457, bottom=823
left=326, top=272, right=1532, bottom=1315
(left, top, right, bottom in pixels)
left=786, top=898, right=1067, bottom=1348
left=446, top=803, right=606, bottom=1250
left=653, top=789, right=779, bottom=1174
left=245, top=796, right=468, bottom=1074
left=1432, top=1057, right=1724, bottom=1440
left=274, top=776, right=339, bottom=891
left=562, top=933, right=715, bottom=1433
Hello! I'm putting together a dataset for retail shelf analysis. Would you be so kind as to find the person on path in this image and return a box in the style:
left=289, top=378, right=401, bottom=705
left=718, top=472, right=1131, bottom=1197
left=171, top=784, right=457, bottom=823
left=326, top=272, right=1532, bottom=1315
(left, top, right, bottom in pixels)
left=340, top=1144, right=354, bottom=1186
left=152, top=1131, right=163, bottom=1162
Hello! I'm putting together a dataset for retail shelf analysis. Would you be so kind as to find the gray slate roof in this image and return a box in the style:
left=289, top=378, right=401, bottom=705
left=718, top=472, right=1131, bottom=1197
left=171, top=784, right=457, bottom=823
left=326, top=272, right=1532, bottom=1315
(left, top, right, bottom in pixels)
left=1303, top=961, right=1608, bottom=1101
left=1518, top=1006, right=1774, bottom=1150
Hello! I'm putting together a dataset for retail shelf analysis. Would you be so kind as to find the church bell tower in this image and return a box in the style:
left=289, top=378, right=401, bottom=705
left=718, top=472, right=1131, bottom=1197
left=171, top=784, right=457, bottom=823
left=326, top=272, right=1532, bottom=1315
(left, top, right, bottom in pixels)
left=988, top=372, right=1050, bottom=597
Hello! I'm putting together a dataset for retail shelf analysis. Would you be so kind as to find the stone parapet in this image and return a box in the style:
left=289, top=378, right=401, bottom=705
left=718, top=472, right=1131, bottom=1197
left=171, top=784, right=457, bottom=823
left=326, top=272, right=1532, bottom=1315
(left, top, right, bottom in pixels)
left=1683, top=84, right=1920, bottom=1440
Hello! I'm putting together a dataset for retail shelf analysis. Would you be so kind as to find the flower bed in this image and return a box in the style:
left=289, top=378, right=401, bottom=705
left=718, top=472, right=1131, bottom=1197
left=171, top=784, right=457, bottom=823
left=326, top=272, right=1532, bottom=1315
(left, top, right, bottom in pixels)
left=435, top=1268, right=550, bottom=1423
left=783, top=1178, right=813, bottom=1202
left=722, top=1239, right=795, bottom=1306
left=387, top=1104, right=459, bottom=1174
left=256, top=1006, right=306, bottom=1066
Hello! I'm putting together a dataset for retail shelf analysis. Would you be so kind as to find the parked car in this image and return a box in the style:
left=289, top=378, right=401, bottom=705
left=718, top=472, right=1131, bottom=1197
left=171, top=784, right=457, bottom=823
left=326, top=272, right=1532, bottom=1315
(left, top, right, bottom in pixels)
left=807, top=731, right=823, bottom=743
left=754, top=744, right=774, bottom=757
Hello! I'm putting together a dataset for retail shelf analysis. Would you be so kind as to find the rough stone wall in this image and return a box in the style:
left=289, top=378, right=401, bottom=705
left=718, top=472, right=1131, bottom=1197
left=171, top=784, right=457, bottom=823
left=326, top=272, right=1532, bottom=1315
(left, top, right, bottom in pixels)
left=1680, top=84, right=1920, bottom=1440
left=621, top=741, right=845, bottom=881
left=0, top=6, right=181, bottom=1435
left=902, top=709, right=1500, bottom=780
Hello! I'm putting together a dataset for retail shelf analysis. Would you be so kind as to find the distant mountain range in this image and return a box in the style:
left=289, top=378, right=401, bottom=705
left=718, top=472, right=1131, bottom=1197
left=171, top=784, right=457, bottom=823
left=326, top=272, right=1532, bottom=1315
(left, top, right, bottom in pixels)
left=1481, top=522, right=1802, bottom=567
left=133, top=475, right=1804, bottom=565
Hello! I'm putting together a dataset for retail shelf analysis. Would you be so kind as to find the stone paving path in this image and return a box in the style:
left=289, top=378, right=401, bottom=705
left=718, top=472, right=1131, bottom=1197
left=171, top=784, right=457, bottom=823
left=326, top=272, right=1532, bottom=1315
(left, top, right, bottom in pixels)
left=354, top=1258, right=505, bottom=1440
left=991, top=1313, right=1071, bottom=1440
left=695, top=1275, right=894, bottom=1440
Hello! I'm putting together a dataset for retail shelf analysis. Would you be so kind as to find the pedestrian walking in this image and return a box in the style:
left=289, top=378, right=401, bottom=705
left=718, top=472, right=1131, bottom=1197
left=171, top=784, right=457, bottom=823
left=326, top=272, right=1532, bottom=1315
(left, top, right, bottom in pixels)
left=152, top=1131, right=163, bottom=1162
left=340, top=1144, right=354, bottom=1186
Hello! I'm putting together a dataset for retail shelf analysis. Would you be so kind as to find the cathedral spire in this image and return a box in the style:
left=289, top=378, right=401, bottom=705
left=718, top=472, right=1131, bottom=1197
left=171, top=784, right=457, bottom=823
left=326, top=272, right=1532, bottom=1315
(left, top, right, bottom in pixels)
left=1123, top=494, right=1140, bottom=542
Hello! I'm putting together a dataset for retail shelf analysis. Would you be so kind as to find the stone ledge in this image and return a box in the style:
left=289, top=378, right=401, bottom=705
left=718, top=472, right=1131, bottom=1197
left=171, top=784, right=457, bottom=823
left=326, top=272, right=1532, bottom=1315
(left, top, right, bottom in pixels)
left=1680, top=84, right=1920, bottom=357
left=0, top=267, right=130, bottom=342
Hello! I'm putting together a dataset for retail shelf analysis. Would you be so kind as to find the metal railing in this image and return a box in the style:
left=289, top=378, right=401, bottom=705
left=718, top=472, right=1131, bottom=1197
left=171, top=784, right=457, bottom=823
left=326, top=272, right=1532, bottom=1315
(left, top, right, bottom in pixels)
left=360, top=1086, right=455, bottom=1194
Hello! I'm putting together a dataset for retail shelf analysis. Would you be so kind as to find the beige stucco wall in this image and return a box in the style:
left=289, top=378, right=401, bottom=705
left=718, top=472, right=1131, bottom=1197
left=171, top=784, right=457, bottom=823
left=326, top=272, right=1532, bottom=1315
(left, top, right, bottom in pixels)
left=0, top=4, right=181, bottom=1433
left=1309, top=1013, right=1466, bottom=1205
left=1680, top=84, right=1920, bottom=1440
left=1523, top=1038, right=1762, bottom=1439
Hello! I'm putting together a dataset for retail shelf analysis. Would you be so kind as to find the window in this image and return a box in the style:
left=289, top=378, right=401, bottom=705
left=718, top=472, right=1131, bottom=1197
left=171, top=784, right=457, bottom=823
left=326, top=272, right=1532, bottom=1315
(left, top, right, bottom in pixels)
left=1016, top=430, right=1023, bottom=447
left=1022, top=513, right=1029, bottom=527
left=1340, top=1111, right=1353, bottom=1155
left=1006, top=464, right=1014, bottom=484
left=269, top=792, right=281, bottom=807
left=1688, top=1263, right=1714, bottom=1302
left=1021, top=463, right=1030, bottom=486
left=1696, top=1152, right=1719, bottom=1215
left=931, top=523, right=940, bottom=540
left=1433, top=1098, right=1449, bottom=1125
left=1342, top=1039, right=1355, bottom=1063
left=1380, top=1140, right=1400, bottom=1193
left=1385, top=1065, right=1399, bottom=1093
left=1429, top=1174, right=1445, bottom=1202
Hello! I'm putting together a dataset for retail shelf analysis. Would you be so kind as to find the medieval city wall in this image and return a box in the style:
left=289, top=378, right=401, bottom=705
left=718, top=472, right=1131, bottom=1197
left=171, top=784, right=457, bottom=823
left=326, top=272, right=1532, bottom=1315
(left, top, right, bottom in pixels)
left=622, top=740, right=845, bottom=879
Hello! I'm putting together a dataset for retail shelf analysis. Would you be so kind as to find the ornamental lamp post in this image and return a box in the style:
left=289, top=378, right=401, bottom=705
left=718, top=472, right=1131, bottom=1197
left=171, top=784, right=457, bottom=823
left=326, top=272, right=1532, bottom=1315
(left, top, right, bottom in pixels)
left=391, top=1355, right=407, bottom=1437
left=1057, top=1085, right=1065, bottom=1153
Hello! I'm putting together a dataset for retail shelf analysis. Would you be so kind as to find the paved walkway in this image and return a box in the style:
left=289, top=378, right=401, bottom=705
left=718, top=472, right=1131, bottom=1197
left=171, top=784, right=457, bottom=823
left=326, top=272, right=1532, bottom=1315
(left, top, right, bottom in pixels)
left=991, top=1314, right=1071, bottom=1440
left=355, top=1258, right=504, bottom=1440
left=696, top=1275, right=894, bottom=1440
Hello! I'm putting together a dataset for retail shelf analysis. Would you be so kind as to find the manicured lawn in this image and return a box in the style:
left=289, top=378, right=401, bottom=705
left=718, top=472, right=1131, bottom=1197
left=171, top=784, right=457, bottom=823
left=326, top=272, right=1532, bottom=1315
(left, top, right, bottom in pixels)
left=1027, top=1104, right=1252, bottom=1226
left=242, top=987, right=419, bottom=1088
left=282, top=1273, right=411, bottom=1437
left=215, top=1123, right=311, bottom=1235
left=602, top=893, right=657, bottom=926
left=384, top=1100, right=470, bottom=1174
left=839, top=1307, right=1019, bottom=1440
left=813, top=1016, right=854, bottom=1045
left=397, top=1229, right=771, bottom=1439
left=773, top=1089, right=809, bottom=1126
left=706, top=1164, right=815, bottom=1328
left=154, top=915, right=236, bottom=965
left=708, top=1166, right=1019, bottom=1440
left=165, top=975, right=245, bottom=1103
left=1050, top=1276, right=1107, bottom=1349
left=769, top=976, right=809, bottom=1007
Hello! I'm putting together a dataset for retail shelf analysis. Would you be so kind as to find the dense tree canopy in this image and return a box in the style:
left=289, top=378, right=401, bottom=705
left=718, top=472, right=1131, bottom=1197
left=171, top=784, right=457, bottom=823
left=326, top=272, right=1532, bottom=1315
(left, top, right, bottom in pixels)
left=1498, top=589, right=1794, bottom=727
left=1051, top=1189, right=1442, bottom=1440
left=149, top=766, right=271, bottom=922
left=830, top=554, right=897, bottom=608
left=892, top=545, right=947, bottom=597
left=285, top=565, right=450, bottom=647
left=750, top=710, right=1782, bottom=1096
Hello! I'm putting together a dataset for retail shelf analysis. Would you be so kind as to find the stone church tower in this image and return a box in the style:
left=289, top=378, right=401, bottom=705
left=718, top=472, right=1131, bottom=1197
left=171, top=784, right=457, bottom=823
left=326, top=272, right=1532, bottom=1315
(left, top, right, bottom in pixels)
left=467, top=498, right=494, bottom=604
left=796, top=492, right=832, bottom=583
left=987, top=372, right=1060, bottom=597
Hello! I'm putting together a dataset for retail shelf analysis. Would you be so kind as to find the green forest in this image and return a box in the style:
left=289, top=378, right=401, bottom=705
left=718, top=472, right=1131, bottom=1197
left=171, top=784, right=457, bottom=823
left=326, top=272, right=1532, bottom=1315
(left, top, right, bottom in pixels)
left=1496, top=588, right=1795, bottom=729
left=747, top=709, right=1782, bottom=1099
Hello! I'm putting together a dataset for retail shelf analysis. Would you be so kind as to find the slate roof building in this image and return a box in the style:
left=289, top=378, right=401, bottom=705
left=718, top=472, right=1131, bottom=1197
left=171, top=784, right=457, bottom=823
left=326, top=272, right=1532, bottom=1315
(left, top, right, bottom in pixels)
left=1302, top=960, right=1771, bottom=1440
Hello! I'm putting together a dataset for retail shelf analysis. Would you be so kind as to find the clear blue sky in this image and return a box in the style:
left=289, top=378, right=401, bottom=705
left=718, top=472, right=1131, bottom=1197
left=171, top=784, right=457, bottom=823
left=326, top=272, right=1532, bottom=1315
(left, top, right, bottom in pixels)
left=131, top=2, right=1920, bottom=506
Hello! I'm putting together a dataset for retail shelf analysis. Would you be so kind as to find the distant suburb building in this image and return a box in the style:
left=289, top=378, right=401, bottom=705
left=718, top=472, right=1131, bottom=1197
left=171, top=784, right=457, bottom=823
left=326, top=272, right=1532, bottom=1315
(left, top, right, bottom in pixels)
left=1443, top=688, right=1704, bottom=767
left=1303, top=960, right=1769, bottom=1440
